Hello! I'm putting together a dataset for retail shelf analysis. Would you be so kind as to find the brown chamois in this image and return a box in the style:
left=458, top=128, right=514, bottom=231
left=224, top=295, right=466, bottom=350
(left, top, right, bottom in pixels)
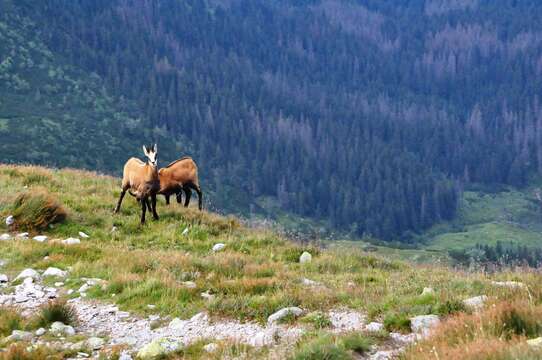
left=158, top=156, right=203, bottom=210
left=114, top=144, right=160, bottom=224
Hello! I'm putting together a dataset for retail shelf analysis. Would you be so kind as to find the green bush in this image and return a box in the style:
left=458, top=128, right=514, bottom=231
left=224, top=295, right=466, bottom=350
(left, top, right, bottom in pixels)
left=384, top=313, right=411, bottom=333
left=34, top=300, right=77, bottom=328
left=291, top=334, right=351, bottom=360
left=11, top=190, right=66, bottom=231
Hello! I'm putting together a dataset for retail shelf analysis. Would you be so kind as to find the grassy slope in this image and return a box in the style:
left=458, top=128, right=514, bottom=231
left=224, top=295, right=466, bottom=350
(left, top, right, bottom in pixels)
left=0, top=165, right=541, bottom=359
left=424, top=186, right=542, bottom=251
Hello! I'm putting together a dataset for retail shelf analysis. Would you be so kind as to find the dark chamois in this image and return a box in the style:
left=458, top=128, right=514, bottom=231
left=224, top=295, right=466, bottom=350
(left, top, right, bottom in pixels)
left=158, top=156, right=203, bottom=210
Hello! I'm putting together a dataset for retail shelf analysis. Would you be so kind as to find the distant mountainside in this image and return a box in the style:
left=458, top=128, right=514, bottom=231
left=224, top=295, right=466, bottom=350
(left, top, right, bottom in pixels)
left=2, top=0, right=542, bottom=241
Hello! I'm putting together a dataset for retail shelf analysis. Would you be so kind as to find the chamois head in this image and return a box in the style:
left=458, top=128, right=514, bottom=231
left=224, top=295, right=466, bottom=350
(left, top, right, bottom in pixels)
left=143, top=144, right=158, bottom=167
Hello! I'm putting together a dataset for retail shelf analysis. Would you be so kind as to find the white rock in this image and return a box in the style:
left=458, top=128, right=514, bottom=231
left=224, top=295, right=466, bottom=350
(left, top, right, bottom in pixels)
left=67, top=289, right=74, bottom=295
left=86, top=337, right=105, bottom=350
left=365, top=322, right=384, bottom=332
left=78, top=231, right=90, bottom=238
left=62, top=237, right=81, bottom=245
left=181, top=227, right=189, bottom=236
left=421, top=287, right=435, bottom=296
left=301, top=278, right=321, bottom=287
left=5, top=215, right=14, bottom=226
left=0, top=274, right=8, bottom=283
left=248, top=331, right=271, bottom=347
left=54, top=282, right=64, bottom=287
left=212, top=243, right=225, bottom=252
left=410, top=315, right=440, bottom=337
left=491, top=281, right=527, bottom=289
left=203, top=343, right=219, bottom=353
left=35, top=328, right=46, bottom=336
left=147, top=304, right=156, bottom=309
left=463, top=295, right=488, bottom=311
left=201, top=291, right=215, bottom=300
left=182, top=281, right=197, bottom=289
left=169, top=318, right=185, bottom=330
left=267, top=307, right=303, bottom=325
left=78, top=284, right=90, bottom=293
left=15, top=268, right=40, bottom=281
left=43, top=267, right=67, bottom=278
left=527, top=337, right=542, bottom=349
left=370, top=350, right=400, bottom=360
left=119, top=352, right=133, bottom=360
left=9, top=330, right=33, bottom=341
left=50, top=321, right=75, bottom=336
left=0, top=259, right=6, bottom=267
left=77, top=353, right=90, bottom=358
left=299, top=251, right=312, bottom=263
left=33, top=235, right=48, bottom=242
left=137, top=338, right=182, bottom=359
left=0, top=233, right=11, bottom=241
left=17, top=232, right=29, bottom=239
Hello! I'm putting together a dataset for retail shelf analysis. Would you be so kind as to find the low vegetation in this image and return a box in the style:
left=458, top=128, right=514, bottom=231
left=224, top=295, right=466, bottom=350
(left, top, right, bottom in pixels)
left=1, top=165, right=541, bottom=359
left=11, top=190, right=67, bottom=232
left=34, top=300, right=77, bottom=328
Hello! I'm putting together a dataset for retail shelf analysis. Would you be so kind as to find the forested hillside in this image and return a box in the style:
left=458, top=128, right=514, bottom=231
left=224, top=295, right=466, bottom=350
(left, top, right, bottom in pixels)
left=2, top=0, right=542, bottom=240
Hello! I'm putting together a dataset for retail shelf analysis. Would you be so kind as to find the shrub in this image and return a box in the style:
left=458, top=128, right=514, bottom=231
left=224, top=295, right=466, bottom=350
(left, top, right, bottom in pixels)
left=291, top=334, right=351, bottom=360
left=34, top=300, right=77, bottom=328
left=11, top=190, right=66, bottom=231
left=339, top=333, right=372, bottom=354
left=437, top=299, right=467, bottom=316
left=301, top=312, right=333, bottom=329
left=0, top=308, right=23, bottom=337
left=384, top=313, right=411, bottom=333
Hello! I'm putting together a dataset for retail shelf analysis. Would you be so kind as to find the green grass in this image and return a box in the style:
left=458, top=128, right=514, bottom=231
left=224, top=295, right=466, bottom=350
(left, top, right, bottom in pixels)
left=423, top=189, right=542, bottom=251
left=1, top=165, right=542, bottom=359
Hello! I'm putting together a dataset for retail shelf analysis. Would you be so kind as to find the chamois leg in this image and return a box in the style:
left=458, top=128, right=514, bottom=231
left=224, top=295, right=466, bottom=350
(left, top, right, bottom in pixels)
left=165, top=194, right=170, bottom=205
left=176, top=187, right=183, bottom=204
left=183, top=185, right=192, bottom=207
left=191, top=183, right=203, bottom=210
left=145, top=198, right=152, bottom=213
left=151, top=193, right=159, bottom=220
left=140, top=196, right=147, bottom=225
left=114, top=187, right=128, bottom=213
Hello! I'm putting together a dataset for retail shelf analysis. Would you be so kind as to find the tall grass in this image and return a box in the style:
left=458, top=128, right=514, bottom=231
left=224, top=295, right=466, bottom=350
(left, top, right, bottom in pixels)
left=11, top=189, right=66, bottom=231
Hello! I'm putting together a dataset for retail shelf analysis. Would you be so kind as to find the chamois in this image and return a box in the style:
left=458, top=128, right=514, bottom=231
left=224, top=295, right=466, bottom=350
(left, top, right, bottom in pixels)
left=158, top=156, right=203, bottom=210
left=114, top=145, right=160, bottom=224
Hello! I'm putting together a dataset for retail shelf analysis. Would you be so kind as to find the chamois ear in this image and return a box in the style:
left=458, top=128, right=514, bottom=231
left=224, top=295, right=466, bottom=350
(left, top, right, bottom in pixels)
left=142, top=145, right=149, bottom=156
left=153, top=144, right=158, bottom=153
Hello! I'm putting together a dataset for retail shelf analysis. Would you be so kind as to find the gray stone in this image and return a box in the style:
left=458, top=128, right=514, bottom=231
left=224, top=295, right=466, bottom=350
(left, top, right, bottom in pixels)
left=62, top=237, right=81, bottom=245
left=5, top=215, right=14, bottom=226
left=79, top=283, right=90, bottom=293
left=421, top=287, right=435, bottom=296
left=43, top=267, right=67, bottom=278
left=9, top=330, right=33, bottom=342
left=301, top=278, right=321, bottom=287
left=203, top=343, right=219, bottom=353
left=410, top=315, right=440, bottom=337
left=33, top=235, right=48, bottom=242
left=212, top=243, right=225, bottom=252
left=119, top=352, right=133, bottom=360
left=15, top=268, right=40, bottom=281
left=78, top=231, right=90, bottom=238
left=299, top=251, right=312, bottom=263
left=267, top=307, right=303, bottom=325
left=86, top=337, right=105, bottom=350
left=491, top=281, right=526, bottom=289
left=182, top=281, right=197, bottom=289
left=365, top=322, right=384, bottom=332
left=17, top=232, right=29, bottom=239
left=0, top=274, right=8, bottom=283
left=463, top=295, right=488, bottom=311
left=35, top=328, right=46, bottom=336
left=50, top=321, right=75, bottom=336
left=137, top=338, right=182, bottom=359
left=0, top=233, right=11, bottom=241
left=527, top=337, right=542, bottom=349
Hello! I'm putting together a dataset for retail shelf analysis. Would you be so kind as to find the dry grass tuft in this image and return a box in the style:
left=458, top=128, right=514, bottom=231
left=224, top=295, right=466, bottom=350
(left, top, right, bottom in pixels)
left=11, top=189, right=67, bottom=231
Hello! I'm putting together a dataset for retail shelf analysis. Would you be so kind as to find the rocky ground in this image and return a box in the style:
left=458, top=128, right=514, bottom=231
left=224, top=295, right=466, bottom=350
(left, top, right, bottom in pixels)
left=0, top=253, right=422, bottom=359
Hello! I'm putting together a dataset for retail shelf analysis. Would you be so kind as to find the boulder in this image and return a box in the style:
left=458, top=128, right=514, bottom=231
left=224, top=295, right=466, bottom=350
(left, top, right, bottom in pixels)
left=50, top=321, right=76, bottom=336
left=463, top=295, right=488, bottom=311
left=137, top=338, right=182, bottom=359
left=299, top=251, right=312, bottom=263
left=17, top=233, right=29, bottom=239
left=203, top=343, right=218, bottom=353
left=35, top=328, right=46, bottom=336
left=15, top=268, right=40, bottom=281
left=5, top=215, right=14, bottom=226
left=0, top=274, right=8, bottom=283
left=267, top=307, right=303, bottom=325
left=365, top=322, right=384, bottom=332
left=33, top=235, right=48, bottom=243
left=86, top=337, right=105, bottom=350
left=43, top=267, right=67, bottom=278
left=410, top=315, right=440, bottom=337
left=62, top=238, right=81, bottom=245
left=421, top=287, right=435, bottom=296
left=9, top=330, right=33, bottom=342
left=212, top=243, right=225, bottom=252
left=527, top=337, right=542, bottom=349
left=78, top=231, right=90, bottom=238
left=0, top=233, right=11, bottom=241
